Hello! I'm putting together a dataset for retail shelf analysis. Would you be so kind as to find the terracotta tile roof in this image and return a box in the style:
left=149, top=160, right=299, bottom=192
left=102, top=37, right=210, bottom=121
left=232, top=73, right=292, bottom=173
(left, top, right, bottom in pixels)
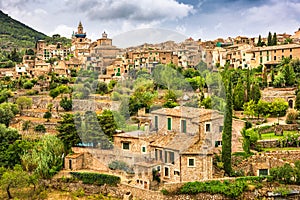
left=151, top=106, right=218, bottom=119
left=65, top=153, right=83, bottom=159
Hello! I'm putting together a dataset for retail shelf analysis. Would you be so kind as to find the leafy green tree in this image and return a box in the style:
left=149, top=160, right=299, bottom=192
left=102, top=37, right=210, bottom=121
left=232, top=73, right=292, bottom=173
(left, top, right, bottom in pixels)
left=23, top=80, right=34, bottom=89
left=233, top=78, right=244, bottom=110
left=0, top=165, right=29, bottom=199
left=270, top=98, right=288, bottom=116
left=273, top=71, right=285, bottom=88
left=43, top=111, right=52, bottom=122
left=222, top=74, right=233, bottom=175
left=0, top=89, right=12, bottom=103
left=96, top=81, right=108, bottom=94
left=0, top=102, right=19, bottom=127
left=267, top=32, right=272, bottom=46
left=60, top=97, right=72, bottom=111
left=243, top=100, right=256, bottom=118
left=34, top=124, right=46, bottom=133
left=21, top=135, right=64, bottom=179
left=97, top=110, right=117, bottom=140
left=16, top=96, right=32, bottom=110
left=57, top=113, right=81, bottom=153
left=0, top=124, right=21, bottom=168
left=200, top=97, right=212, bottom=109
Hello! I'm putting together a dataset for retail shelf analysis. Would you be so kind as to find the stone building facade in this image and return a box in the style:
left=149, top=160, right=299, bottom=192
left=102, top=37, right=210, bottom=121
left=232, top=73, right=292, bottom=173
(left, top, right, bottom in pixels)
left=66, top=106, right=244, bottom=190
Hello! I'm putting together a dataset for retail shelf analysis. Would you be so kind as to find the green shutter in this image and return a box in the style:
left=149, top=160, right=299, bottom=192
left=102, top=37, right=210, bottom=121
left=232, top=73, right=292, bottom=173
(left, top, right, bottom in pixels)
left=154, top=116, right=158, bottom=129
left=181, top=120, right=186, bottom=133
left=167, top=118, right=172, bottom=130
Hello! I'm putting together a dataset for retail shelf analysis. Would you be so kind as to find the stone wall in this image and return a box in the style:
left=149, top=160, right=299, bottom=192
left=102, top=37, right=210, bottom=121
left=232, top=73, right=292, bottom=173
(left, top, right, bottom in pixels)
left=234, top=152, right=296, bottom=176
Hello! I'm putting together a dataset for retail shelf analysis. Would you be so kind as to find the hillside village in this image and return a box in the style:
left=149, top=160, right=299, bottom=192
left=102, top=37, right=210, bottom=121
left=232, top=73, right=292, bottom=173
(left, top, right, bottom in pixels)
left=3, top=11, right=300, bottom=199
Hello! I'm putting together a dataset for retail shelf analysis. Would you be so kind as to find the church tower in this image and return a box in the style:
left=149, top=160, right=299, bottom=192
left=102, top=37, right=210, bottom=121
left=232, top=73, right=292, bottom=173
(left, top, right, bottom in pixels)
left=78, top=22, right=83, bottom=34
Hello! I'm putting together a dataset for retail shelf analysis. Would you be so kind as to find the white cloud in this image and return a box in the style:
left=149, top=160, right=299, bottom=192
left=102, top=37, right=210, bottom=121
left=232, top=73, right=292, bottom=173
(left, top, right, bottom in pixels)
left=49, top=24, right=74, bottom=38
left=66, top=0, right=194, bottom=22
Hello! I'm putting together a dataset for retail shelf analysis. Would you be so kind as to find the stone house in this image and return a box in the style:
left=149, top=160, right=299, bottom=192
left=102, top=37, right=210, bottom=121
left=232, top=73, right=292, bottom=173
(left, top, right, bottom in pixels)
left=66, top=106, right=244, bottom=190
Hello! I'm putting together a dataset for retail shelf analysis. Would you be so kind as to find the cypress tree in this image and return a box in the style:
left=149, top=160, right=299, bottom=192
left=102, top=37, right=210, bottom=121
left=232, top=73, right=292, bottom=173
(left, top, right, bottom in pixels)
left=233, top=78, right=244, bottom=110
left=246, top=68, right=251, bottom=102
left=272, top=32, right=277, bottom=45
left=257, top=35, right=262, bottom=47
left=222, top=74, right=233, bottom=175
left=267, top=32, right=272, bottom=46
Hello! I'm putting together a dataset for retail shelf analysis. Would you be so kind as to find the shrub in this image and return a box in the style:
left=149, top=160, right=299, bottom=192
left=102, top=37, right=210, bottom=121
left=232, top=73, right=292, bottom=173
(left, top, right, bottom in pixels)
left=26, top=89, right=39, bottom=96
left=285, top=109, right=298, bottom=124
left=108, top=160, right=134, bottom=174
left=23, top=80, right=34, bottom=89
left=34, top=124, right=46, bottom=133
left=70, top=172, right=120, bottom=186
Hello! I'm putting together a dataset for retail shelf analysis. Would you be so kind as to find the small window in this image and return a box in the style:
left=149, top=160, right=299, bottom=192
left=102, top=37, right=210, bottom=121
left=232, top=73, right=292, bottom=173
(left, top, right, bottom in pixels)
left=122, top=142, right=130, bottom=150
left=259, top=169, right=268, bottom=176
left=167, top=117, right=172, bottom=130
left=181, top=119, right=187, bottom=133
left=282, top=49, right=284, bottom=53
left=290, top=55, right=293, bottom=59
left=274, top=50, right=276, bottom=53
left=188, top=158, right=195, bottom=167
left=205, top=123, right=211, bottom=132
left=169, top=151, right=175, bottom=164
left=290, top=48, right=292, bottom=52
left=164, top=167, right=170, bottom=177
left=219, top=126, right=223, bottom=133
left=141, top=146, right=146, bottom=153
left=260, top=57, right=262, bottom=63
left=174, top=170, right=180, bottom=176
left=274, top=56, right=276, bottom=60
left=215, top=141, right=222, bottom=147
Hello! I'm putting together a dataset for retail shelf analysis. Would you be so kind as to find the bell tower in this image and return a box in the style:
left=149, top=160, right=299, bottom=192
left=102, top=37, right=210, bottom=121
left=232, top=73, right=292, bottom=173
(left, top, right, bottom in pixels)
left=78, top=21, right=83, bottom=34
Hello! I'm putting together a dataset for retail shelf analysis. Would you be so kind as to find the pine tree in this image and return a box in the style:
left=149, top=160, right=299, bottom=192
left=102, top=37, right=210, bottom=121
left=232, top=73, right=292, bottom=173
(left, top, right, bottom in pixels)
left=272, top=32, right=277, bottom=45
left=222, top=74, right=233, bottom=176
left=257, top=35, right=262, bottom=47
left=267, top=32, right=273, bottom=46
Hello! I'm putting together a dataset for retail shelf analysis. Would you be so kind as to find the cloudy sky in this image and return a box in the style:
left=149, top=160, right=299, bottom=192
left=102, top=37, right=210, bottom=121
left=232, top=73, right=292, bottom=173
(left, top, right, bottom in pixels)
left=1, top=0, right=300, bottom=47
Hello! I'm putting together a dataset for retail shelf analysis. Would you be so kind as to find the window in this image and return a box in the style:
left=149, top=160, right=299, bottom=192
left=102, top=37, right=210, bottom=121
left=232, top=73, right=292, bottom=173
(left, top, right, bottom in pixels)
left=188, top=158, right=195, bottom=167
left=122, top=142, right=130, bottom=150
left=282, top=55, right=284, bottom=59
left=274, top=50, right=276, bottom=53
left=167, top=117, right=172, bottom=130
left=290, top=48, right=292, bottom=52
left=215, top=141, right=222, bottom=147
left=141, top=146, right=146, bottom=153
left=282, top=49, right=284, bottom=53
left=181, top=119, right=187, bottom=133
left=164, top=167, right=170, bottom=177
left=219, top=126, right=223, bottom=133
left=169, top=151, right=175, bottom=164
left=154, top=116, right=158, bottom=130
left=260, top=57, right=262, bottom=63
left=205, top=123, right=211, bottom=132
left=258, top=169, right=268, bottom=176
left=274, top=56, right=276, bottom=60
left=290, top=55, right=293, bottom=59
left=174, top=170, right=180, bottom=176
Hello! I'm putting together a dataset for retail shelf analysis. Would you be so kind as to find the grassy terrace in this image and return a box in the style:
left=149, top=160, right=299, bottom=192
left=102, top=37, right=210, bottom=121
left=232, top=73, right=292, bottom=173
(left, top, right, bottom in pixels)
left=260, top=131, right=297, bottom=140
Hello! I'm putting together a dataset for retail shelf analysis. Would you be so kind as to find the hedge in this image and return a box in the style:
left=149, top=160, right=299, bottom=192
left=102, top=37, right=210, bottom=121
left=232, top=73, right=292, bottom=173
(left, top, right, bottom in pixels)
left=70, top=172, right=120, bottom=186
left=179, top=176, right=272, bottom=198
